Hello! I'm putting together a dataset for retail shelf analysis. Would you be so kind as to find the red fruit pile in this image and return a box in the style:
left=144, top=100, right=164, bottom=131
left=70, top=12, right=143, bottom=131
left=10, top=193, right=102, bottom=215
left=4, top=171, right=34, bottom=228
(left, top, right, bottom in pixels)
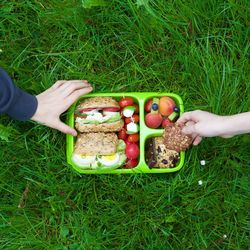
left=117, top=97, right=140, bottom=169
left=144, top=96, right=179, bottom=129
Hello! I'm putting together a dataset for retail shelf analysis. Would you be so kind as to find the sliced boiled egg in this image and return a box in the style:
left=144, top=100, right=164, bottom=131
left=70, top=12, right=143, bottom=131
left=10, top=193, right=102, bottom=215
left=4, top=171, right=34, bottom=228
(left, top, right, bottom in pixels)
left=98, top=153, right=120, bottom=167
left=72, top=154, right=96, bottom=167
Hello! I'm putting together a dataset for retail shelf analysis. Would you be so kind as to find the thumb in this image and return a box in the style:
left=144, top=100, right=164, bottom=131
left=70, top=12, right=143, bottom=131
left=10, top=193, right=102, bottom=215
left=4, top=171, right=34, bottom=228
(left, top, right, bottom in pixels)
left=182, top=124, right=197, bottom=135
left=54, top=120, right=77, bottom=136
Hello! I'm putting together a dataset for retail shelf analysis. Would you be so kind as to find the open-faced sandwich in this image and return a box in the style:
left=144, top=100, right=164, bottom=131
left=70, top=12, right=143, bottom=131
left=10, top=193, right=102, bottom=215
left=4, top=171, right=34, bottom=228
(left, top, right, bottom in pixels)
left=72, top=132, right=127, bottom=170
left=75, top=97, right=124, bottom=132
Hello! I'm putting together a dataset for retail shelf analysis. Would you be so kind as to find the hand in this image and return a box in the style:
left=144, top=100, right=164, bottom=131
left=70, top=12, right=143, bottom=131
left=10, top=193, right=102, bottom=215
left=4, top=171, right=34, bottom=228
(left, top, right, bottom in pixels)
left=177, top=110, right=226, bottom=145
left=31, top=80, right=92, bottom=136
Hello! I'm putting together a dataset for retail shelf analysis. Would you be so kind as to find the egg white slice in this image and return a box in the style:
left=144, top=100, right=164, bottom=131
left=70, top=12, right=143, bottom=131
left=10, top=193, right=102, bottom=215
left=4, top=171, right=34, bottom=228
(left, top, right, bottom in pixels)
left=72, top=154, right=96, bottom=167
left=98, top=153, right=120, bottom=167
left=102, top=111, right=120, bottom=117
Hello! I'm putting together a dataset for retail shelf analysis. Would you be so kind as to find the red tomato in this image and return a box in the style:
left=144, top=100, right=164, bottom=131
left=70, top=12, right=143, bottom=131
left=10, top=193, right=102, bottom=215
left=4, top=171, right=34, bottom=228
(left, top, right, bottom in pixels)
left=79, top=108, right=98, bottom=113
left=133, top=104, right=139, bottom=113
left=145, top=99, right=153, bottom=112
left=124, top=114, right=139, bottom=124
left=127, top=134, right=139, bottom=143
left=125, top=143, right=140, bottom=159
left=118, top=128, right=127, bottom=140
left=125, top=140, right=135, bottom=146
left=118, top=97, right=134, bottom=108
left=124, top=159, right=138, bottom=168
left=103, top=107, right=120, bottom=112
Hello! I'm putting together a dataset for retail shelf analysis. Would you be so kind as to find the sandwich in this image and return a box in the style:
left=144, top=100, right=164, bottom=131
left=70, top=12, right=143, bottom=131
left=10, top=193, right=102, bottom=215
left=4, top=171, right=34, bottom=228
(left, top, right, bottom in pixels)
left=72, top=132, right=127, bottom=170
left=74, top=97, right=124, bottom=132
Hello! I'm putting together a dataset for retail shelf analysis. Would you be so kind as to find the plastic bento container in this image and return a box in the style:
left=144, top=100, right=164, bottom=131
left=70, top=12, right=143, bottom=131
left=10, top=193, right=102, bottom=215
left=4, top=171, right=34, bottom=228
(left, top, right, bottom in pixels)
left=66, top=92, right=185, bottom=174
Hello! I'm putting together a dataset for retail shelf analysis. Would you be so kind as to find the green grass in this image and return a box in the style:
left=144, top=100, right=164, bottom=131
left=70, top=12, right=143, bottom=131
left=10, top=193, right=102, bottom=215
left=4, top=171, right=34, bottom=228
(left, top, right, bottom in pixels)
left=0, top=0, right=249, bottom=249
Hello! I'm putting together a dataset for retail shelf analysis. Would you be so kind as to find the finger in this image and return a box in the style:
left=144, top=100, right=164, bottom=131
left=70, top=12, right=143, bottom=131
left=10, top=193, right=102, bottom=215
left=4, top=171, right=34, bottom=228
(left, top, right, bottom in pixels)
left=59, top=80, right=91, bottom=96
left=49, top=80, right=67, bottom=92
left=45, top=80, right=66, bottom=93
left=37, top=80, right=67, bottom=97
left=182, top=123, right=197, bottom=135
left=177, top=110, right=201, bottom=125
left=66, top=87, right=93, bottom=106
left=186, top=120, right=195, bottom=127
left=177, top=112, right=194, bottom=125
left=53, top=120, right=78, bottom=136
left=193, top=136, right=202, bottom=145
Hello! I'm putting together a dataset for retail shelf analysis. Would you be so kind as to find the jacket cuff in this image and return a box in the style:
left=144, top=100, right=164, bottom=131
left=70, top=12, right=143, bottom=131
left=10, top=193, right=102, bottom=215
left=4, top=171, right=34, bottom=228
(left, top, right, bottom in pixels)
left=6, top=88, right=38, bottom=121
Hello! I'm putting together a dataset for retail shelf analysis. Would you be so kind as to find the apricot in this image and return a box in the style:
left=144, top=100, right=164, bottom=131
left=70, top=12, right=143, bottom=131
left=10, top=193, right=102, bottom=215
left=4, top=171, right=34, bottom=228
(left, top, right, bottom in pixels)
left=159, top=97, right=176, bottom=116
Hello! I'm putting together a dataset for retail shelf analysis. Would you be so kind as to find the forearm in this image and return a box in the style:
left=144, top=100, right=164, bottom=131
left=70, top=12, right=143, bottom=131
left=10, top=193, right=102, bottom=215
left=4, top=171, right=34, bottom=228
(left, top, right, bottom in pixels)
left=0, top=68, right=38, bottom=121
left=220, top=112, right=250, bottom=137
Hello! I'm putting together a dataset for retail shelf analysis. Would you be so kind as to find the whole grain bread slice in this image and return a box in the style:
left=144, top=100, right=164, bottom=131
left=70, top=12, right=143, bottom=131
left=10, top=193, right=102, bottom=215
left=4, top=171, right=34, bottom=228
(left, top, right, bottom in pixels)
left=77, top=97, right=120, bottom=109
left=74, top=132, right=118, bottom=155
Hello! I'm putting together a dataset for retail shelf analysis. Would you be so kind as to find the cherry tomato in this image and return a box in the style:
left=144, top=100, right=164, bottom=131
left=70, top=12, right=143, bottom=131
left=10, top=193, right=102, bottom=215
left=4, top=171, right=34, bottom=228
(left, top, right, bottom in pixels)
left=125, top=114, right=139, bottom=124
left=133, top=104, right=139, bottom=113
left=102, top=107, right=120, bottom=112
left=145, top=99, right=153, bottom=112
left=125, top=143, right=140, bottom=159
left=124, top=159, right=138, bottom=168
left=125, top=140, right=137, bottom=146
left=118, top=97, right=134, bottom=108
left=125, top=139, right=133, bottom=146
left=118, top=128, right=127, bottom=140
left=127, top=134, right=139, bottom=143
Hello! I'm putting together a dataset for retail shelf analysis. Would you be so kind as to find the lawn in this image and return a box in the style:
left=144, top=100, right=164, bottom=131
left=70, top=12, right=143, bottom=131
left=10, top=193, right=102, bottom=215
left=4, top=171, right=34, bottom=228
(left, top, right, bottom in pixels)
left=0, top=0, right=249, bottom=249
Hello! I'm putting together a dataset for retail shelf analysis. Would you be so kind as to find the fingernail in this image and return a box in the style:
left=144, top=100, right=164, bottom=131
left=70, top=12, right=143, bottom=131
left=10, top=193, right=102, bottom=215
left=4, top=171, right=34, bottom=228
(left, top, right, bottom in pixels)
left=84, top=85, right=92, bottom=88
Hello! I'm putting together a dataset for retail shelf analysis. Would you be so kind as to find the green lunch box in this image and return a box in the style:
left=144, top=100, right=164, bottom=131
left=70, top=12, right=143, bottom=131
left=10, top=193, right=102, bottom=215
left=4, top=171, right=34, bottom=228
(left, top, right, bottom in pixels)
left=66, top=92, right=185, bottom=174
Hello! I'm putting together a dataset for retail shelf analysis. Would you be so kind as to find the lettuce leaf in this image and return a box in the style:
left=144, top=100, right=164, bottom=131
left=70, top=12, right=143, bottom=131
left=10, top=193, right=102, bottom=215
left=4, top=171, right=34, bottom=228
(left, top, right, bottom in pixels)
left=106, top=113, right=121, bottom=123
left=117, top=139, right=126, bottom=152
left=75, top=113, right=121, bottom=124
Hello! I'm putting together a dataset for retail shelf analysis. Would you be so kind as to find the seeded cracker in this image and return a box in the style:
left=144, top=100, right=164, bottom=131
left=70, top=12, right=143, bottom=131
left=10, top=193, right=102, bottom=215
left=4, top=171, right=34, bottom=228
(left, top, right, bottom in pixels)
left=163, top=124, right=193, bottom=152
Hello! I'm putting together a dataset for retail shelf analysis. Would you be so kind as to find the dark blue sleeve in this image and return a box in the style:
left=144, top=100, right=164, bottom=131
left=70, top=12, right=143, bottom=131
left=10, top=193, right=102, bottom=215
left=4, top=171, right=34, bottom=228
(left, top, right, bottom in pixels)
left=0, top=68, right=38, bottom=121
